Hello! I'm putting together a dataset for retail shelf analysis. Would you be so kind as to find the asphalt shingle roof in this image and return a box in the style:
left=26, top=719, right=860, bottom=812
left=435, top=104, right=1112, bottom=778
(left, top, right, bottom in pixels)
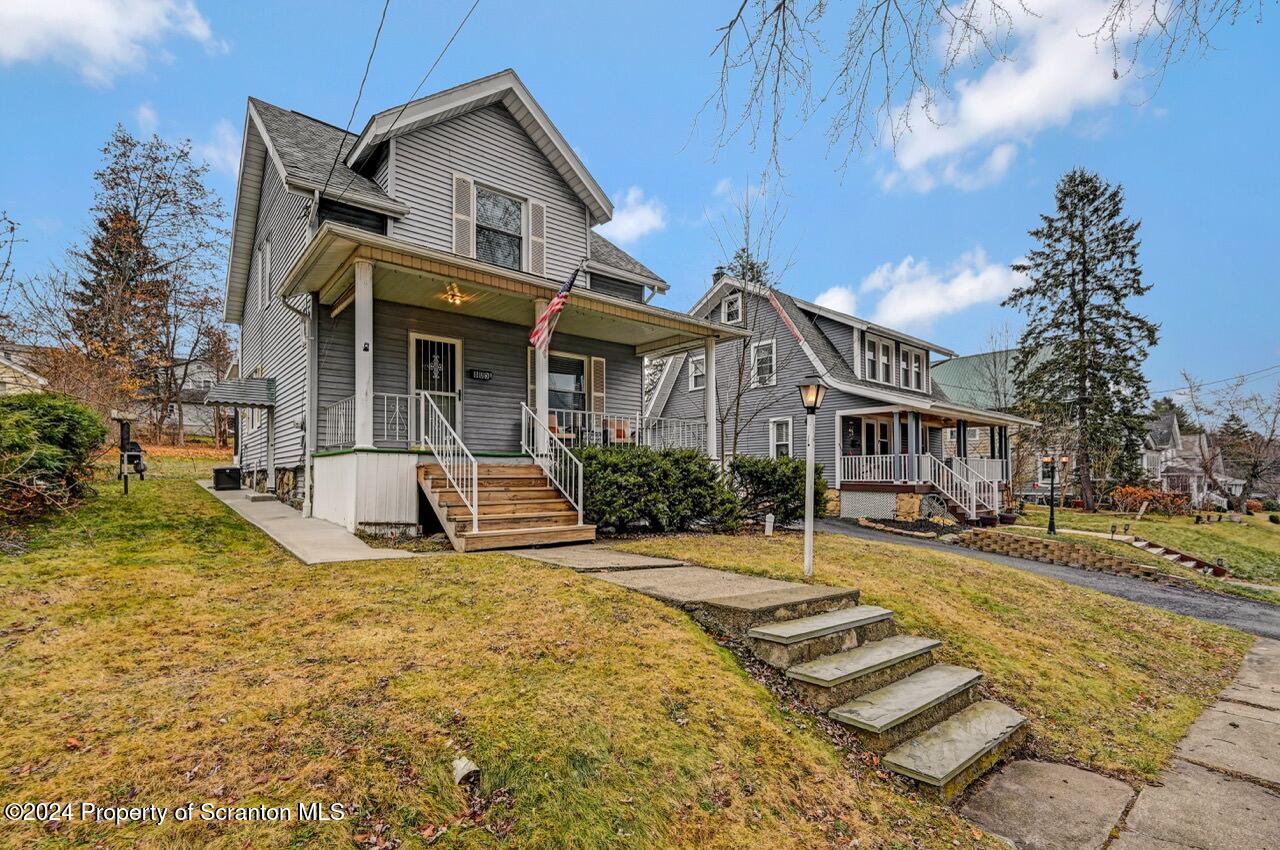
left=589, top=232, right=666, bottom=284
left=250, top=98, right=397, bottom=214
left=1146, top=411, right=1178, bottom=448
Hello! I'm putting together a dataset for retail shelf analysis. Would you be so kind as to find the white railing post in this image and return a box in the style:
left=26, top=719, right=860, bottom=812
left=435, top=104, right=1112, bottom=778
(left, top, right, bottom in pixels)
left=522, top=403, right=583, bottom=522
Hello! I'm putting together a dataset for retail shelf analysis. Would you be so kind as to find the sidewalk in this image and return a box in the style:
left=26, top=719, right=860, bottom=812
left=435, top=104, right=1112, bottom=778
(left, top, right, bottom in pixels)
left=962, top=638, right=1280, bottom=849
left=200, top=483, right=417, bottom=565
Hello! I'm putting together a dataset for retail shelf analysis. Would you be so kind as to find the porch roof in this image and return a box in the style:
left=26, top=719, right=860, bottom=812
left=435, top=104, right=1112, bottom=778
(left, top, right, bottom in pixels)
left=203, top=377, right=276, bottom=409
left=280, top=222, right=748, bottom=356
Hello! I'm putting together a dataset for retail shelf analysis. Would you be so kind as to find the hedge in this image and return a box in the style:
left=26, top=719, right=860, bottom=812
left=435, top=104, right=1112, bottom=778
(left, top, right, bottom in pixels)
left=727, top=453, right=828, bottom=524
left=0, top=392, right=107, bottom=521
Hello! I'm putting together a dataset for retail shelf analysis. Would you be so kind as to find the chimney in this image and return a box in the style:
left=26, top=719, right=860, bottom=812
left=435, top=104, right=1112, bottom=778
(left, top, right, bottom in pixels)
left=712, top=265, right=726, bottom=283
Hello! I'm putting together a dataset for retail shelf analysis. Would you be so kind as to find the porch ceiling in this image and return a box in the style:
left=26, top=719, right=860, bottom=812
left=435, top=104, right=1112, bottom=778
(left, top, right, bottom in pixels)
left=281, top=222, right=747, bottom=355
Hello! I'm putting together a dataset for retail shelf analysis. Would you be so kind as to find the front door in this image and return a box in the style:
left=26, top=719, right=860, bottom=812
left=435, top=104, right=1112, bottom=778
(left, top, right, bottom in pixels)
left=411, top=334, right=462, bottom=433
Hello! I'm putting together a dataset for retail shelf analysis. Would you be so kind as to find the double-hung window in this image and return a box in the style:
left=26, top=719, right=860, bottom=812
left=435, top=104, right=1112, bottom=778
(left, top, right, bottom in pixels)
left=688, top=353, right=706, bottom=390
left=899, top=345, right=926, bottom=391
left=475, top=186, right=524, bottom=271
left=769, top=417, right=792, bottom=458
left=751, top=339, right=776, bottom=387
left=865, top=333, right=894, bottom=385
left=722, top=292, right=742, bottom=324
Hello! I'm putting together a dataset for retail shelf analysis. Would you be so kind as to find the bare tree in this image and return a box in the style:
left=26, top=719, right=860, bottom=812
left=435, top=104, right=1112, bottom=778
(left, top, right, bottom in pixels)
left=1183, top=371, right=1280, bottom=509
left=0, top=212, right=19, bottom=341
left=707, top=0, right=1270, bottom=171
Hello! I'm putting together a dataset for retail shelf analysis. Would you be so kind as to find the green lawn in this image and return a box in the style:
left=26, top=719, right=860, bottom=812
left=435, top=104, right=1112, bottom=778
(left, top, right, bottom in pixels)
left=1019, top=506, right=1280, bottom=586
left=0, top=476, right=1007, bottom=850
left=617, top=532, right=1251, bottom=782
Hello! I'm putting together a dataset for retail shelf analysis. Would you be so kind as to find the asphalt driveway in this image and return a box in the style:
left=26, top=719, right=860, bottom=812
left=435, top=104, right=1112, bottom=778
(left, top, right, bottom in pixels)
left=819, top=519, right=1280, bottom=639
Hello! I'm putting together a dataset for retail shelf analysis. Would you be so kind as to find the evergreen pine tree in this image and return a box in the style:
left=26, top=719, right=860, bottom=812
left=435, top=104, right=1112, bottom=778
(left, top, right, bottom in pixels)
left=1005, top=168, right=1159, bottom=510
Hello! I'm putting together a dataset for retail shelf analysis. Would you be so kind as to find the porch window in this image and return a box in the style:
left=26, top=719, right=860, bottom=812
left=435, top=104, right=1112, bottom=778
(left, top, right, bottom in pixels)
left=722, top=292, right=742, bottom=324
left=751, top=339, right=776, bottom=387
left=769, top=417, right=792, bottom=458
left=688, top=353, right=706, bottom=390
left=475, top=186, right=524, bottom=271
left=548, top=355, right=587, bottom=411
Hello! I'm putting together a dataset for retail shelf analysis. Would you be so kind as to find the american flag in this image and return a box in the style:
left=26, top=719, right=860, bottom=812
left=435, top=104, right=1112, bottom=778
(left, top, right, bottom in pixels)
left=529, top=267, right=579, bottom=351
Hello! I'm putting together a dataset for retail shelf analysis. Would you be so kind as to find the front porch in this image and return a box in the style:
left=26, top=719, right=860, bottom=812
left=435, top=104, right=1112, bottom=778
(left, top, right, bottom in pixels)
left=834, top=410, right=1013, bottom=520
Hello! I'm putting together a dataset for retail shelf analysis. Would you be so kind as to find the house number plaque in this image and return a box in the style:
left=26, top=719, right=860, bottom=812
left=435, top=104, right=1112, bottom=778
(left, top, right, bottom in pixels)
left=468, top=369, right=493, bottom=382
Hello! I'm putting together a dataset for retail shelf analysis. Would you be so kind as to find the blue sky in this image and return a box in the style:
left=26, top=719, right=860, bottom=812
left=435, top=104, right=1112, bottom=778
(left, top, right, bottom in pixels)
left=2, top=0, right=1277, bottom=400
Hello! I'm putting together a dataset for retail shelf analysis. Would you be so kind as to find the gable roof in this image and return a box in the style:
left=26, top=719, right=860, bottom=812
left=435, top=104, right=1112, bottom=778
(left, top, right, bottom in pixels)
left=1145, top=410, right=1179, bottom=449
left=345, top=69, right=612, bottom=224
left=589, top=232, right=667, bottom=288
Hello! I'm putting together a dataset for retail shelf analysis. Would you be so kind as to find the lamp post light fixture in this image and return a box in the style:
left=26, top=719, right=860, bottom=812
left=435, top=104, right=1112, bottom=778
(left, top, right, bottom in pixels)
left=797, top=376, right=828, bottom=578
left=1042, top=454, right=1070, bottom=535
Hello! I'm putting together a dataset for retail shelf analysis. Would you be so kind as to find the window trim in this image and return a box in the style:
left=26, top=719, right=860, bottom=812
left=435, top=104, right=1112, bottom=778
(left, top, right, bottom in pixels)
left=688, top=352, right=706, bottom=391
left=473, top=183, right=527, bottom=273
left=864, top=332, right=895, bottom=386
left=769, top=416, right=793, bottom=459
left=751, top=339, right=777, bottom=388
left=898, top=343, right=927, bottom=391
left=721, top=292, right=743, bottom=324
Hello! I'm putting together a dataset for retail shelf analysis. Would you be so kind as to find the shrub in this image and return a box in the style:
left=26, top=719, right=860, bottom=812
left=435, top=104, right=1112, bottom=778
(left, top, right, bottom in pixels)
left=727, top=454, right=828, bottom=525
left=1262, top=498, right=1280, bottom=512
left=0, top=392, right=107, bottom=521
left=1110, top=485, right=1190, bottom=516
left=577, top=445, right=741, bottom=533
left=1270, top=514, right=1279, bottom=525
left=1245, top=499, right=1264, bottom=513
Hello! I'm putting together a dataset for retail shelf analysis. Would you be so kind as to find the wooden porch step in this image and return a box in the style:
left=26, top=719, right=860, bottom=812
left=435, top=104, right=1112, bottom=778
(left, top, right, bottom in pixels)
left=455, top=511, right=581, bottom=532
left=444, top=498, right=571, bottom=517
left=457, top=524, right=597, bottom=552
left=419, top=463, right=544, bottom=478
left=424, top=474, right=552, bottom=492
left=436, top=487, right=562, bottom=506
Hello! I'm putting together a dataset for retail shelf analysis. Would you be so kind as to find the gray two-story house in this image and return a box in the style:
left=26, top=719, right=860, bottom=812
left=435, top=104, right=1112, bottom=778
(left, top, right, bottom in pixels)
left=648, top=274, right=1032, bottom=521
left=206, top=70, right=744, bottom=550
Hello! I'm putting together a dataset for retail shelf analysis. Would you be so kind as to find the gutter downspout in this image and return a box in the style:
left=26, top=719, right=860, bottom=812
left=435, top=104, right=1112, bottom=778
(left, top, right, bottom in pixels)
left=281, top=293, right=317, bottom=517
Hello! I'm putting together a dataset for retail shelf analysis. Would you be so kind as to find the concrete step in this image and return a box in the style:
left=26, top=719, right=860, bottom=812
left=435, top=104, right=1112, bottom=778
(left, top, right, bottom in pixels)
left=457, top=523, right=596, bottom=551
left=747, top=605, right=895, bottom=667
left=695, top=587, right=862, bottom=637
left=829, top=663, right=983, bottom=752
left=882, top=700, right=1027, bottom=801
left=1162, top=552, right=1183, bottom=562
left=786, top=635, right=941, bottom=711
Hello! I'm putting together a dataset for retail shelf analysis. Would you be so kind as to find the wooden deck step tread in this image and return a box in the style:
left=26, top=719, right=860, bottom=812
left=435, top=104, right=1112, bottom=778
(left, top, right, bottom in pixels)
left=458, top=524, right=596, bottom=551
left=882, top=700, right=1026, bottom=787
left=747, top=605, right=893, bottom=645
left=828, top=664, right=982, bottom=733
left=787, top=635, right=940, bottom=688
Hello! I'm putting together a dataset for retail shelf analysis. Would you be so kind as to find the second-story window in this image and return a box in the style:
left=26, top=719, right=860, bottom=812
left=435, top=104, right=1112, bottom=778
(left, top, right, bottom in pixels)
left=899, top=345, right=926, bottom=390
left=865, top=333, right=893, bottom=385
left=722, top=292, right=742, bottom=324
left=475, top=187, right=523, bottom=271
left=751, top=339, right=776, bottom=387
left=688, top=353, right=706, bottom=390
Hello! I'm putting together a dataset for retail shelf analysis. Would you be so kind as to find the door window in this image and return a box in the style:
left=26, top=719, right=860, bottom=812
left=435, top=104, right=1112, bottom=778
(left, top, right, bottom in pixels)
left=414, top=336, right=460, bottom=431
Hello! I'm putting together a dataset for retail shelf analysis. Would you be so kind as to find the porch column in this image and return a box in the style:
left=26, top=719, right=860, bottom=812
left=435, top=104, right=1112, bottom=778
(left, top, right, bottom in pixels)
left=703, top=338, right=717, bottom=460
left=353, top=259, right=375, bottom=449
left=906, top=412, right=919, bottom=480
left=534, top=298, right=550, bottom=452
left=891, top=412, right=901, bottom=480
left=989, top=426, right=997, bottom=460
left=264, top=406, right=276, bottom=493
left=957, top=419, right=968, bottom=459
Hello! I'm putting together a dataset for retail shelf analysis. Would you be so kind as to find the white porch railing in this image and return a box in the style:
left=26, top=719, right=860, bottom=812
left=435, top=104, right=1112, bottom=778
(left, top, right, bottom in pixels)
left=523, top=404, right=584, bottom=525
left=959, top=457, right=1008, bottom=484
left=952, top=456, right=1002, bottom=515
left=322, top=396, right=355, bottom=449
left=838, top=452, right=980, bottom=518
left=418, top=390, right=478, bottom=533
left=547, top=408, right=706, bottom=452
left=376, top=392, right=415, bottom=444
left=920, top=453, right=978, bottom=519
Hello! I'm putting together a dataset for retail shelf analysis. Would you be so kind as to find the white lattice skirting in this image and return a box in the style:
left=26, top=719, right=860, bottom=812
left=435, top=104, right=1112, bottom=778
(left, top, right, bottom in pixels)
left=839, top=491, right=895, bottom=519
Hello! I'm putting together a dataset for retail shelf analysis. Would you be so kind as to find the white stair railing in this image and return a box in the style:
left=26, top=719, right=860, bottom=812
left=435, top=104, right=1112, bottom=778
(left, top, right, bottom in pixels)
left=417, top=391, right=478, bottom=533
left=919, top=453, right=977, bottom=519
left=951, top=456, right=1001, bottom=515
left=522, top=403, right=584, bottom=525
left=321, top=396, right=355, bottom=449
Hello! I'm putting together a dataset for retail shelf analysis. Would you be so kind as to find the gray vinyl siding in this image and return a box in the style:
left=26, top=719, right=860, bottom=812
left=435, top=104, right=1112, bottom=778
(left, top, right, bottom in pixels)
left=588, top=273, right=645, bottom=303
left=238, top=163, right=312, bottom=473
left=388, top=104, right=589, bottom=283
left=316, top=299, right=642, bottom=453
left=815, top=316, right=856, bottom=365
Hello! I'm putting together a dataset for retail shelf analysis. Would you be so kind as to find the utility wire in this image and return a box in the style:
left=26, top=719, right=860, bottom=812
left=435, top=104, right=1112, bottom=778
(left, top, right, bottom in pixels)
left=329, top=0, right=482, bottom=205
left=1151, top=363, right=1280, bottom=395
left=316, top=0, right=393, bottom=207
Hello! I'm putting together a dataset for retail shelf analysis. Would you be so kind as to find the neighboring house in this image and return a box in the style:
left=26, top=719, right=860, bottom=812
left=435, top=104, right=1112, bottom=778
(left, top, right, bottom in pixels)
left=1142, top=411, right=1243, bottom=508
left=0, top=349, right=48, bottom=395
left=138, top=358, right=222, bottom=439
left=649, top=275, right=1032, bottom=521
left=205, top=69, right=744, bottom=549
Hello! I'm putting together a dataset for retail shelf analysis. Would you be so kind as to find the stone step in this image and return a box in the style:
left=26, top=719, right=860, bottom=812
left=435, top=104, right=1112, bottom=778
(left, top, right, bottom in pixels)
left=747, top=605, right=896, bottom=667
left=786, top=635, right=941, bottom=711
left=829, top=664, right=983, bottom=751
left=882, top=700, right=1027, bottom=801
left=1162, top=552, right=1183, bottom=562
left=695, top=587, right=863, bottom=637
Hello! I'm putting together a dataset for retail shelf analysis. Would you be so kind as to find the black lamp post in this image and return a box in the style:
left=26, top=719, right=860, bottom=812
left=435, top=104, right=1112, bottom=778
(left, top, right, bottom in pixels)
left=1042, top=454, right=1070, bottom=534
left=797, top=376, right=828, bottom=578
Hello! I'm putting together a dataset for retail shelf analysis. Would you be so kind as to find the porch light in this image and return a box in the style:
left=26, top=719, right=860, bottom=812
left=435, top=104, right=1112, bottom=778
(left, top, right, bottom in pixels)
left=797, top=377, right=828, bottom=415
left=442, top=284, right=465, bottom=306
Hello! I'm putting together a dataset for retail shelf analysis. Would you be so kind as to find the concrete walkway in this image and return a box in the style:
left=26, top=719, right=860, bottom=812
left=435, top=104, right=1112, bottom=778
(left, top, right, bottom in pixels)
left=962, top=638, right=1280, bottom=849
left=200, top=483, right=416, bottom=565
left=820, top=519, right=1280, bottom=639
left=509, top=544, right=685, bottom=572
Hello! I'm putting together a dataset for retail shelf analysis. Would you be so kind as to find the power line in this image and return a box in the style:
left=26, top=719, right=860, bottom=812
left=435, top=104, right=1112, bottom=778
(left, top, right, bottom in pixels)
left=330, top=0, right=482, bottom=204
left=1152, top=363, right=1280, bottom=395
left=316, top=0, right=393, bottom=207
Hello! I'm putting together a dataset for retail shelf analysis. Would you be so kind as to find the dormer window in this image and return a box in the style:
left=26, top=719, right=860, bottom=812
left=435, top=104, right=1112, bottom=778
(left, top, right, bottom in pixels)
left=475, top=186, right=524, bottom=271
left=899, top=344, right=926, bottom=391
left=722, top=292, right=742, bottom=324
left=864, top=333, right=893, bottom=385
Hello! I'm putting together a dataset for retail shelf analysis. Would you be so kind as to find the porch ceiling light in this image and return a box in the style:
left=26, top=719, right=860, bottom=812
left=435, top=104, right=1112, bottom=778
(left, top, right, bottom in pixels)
left=442, top=284, right=465, bottom=306
left=797, top=376, right=828, bottom=415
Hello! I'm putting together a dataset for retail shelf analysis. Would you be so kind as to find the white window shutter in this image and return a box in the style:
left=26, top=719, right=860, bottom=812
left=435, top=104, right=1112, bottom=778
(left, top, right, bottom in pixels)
left=529, top=201, right=547, bottom=276
left=590, top=356, right=606, bottom=413
left=452, top=174, right=475, bottom=258
left=527, top=347, right=536, bottom=408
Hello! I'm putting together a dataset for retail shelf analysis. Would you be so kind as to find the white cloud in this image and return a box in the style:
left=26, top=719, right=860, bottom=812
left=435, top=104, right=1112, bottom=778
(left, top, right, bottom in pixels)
left=0, top=0, right=218, bottom=85
left=863, top=248, right=1025, bottom=330
left=596, top=186, right=667, bottom=245
left=884, top=0, right=1130, bottom=191
left=197, top=119, right=239, bottom=176
left=713, top=177, right=734, bottom=198
left=814, top=285, right=857, bottom=317
left=135, top=102, right=159, bottom=135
